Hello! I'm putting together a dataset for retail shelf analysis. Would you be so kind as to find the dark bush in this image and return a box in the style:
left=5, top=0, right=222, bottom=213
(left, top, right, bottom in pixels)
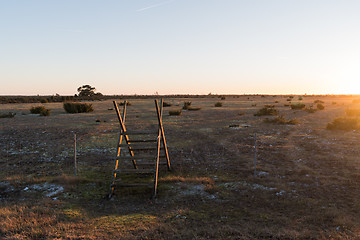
left=163, top=102, right=172, bottom=107
left=314, top=100, right=324, bottom=104
left=304, top=106, right=317, bottom=113
left=215, top=102, right=223, bottom=107
left=30, top=106, right=51, bottom=116
left=169, top=110, right=182, bottom=116
left=119, top=101, right=131, bottom=106
left=291, top=103, right=306, bottom=110
left=187, top=107, right=201, bottom=111
left=63, top=103, right=94, bottom=113
left=327, top=117, right=360, bottom=131
left=264, top=115, right=299, bottom=125
left=316, top=103, right=325, bottom=110
left=0, top=112, right=16, bottom=118
left=254, top=105, right=278, bottom=116
left=345, top=108, right=360, bottom=117
left=183, top=102, right=192, bottom=110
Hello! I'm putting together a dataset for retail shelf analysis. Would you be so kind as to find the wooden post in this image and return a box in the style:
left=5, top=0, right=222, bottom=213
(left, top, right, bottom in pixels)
left=113, top=101, right=137, bottom=169
left=155, top=99, right=171, bottom=170
left=74, top=132, right=77, bottom=176
left=254, top=133, right=257, bottom=178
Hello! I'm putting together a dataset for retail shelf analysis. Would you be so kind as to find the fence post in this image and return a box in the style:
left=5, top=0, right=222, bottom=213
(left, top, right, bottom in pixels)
left=254, top=133, right=257, bottom=178
left=74, top=133, right=77, bottom=176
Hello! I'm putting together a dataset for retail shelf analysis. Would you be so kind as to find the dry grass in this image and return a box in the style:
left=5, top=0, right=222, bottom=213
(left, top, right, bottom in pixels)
left=264, top=115, right=299, bottom=125
left=1, top=96, right=360, bottom=239
left=327, top=117, right=360, bottom=130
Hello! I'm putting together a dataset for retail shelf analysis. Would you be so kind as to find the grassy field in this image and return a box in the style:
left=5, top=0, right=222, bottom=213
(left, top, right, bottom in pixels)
left=1, top=95, right=360, bottom=239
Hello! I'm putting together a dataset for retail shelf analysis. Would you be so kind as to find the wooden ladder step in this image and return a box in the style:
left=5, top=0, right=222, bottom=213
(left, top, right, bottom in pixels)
left=117, top=155, right=165, bottom=160
left=118, top=143, right=157, bottom=147
left=121, top=130, right=158, bottom=135
left=111, top=183, right=152, bottom=188
left=136, top=161, right=168, bottom=166
left=127, top=139, right=157, bottom=143
left=113, top=169, right=155, bottom=174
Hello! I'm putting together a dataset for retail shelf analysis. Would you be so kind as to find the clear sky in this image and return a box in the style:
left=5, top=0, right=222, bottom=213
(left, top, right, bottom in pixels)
left=1, top=0, right=359, bottom=95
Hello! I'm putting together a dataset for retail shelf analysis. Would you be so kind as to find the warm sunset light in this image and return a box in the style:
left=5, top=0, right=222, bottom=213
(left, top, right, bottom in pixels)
left=1, top=1, right=359, bottom=95
left=2, top=2, right=360, bottom=238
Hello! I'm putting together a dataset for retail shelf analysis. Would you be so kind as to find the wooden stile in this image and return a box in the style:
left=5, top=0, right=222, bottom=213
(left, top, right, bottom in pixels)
left=108, top=99, right=172, bottom=199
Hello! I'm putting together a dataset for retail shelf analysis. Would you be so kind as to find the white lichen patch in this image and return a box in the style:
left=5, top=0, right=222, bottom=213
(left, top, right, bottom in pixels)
left=23, top=182, right=64, bottom=198
left=172, top=183, right=216, bottom=200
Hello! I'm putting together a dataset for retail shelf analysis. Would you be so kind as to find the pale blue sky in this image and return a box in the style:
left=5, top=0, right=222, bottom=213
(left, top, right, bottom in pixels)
left=1, top=0, right=359, bottom=95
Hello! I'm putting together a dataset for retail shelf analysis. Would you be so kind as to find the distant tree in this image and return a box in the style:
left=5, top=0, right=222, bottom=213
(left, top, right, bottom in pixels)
left=77, top=85, right=97, bottom=97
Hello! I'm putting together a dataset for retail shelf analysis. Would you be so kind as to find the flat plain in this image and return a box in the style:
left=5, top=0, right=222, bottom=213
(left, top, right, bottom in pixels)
left=1, top=95, right=360, bottom=239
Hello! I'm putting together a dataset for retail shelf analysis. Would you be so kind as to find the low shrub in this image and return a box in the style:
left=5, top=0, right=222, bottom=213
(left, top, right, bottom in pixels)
left=345, top=108, right=360, bottom=117
left=215, top=102, right=223, bottom=107
left=169, top=110, right=182, bottom=116
left=63, top=103, right=93, bottom=113
left=221, top=96, right=226, bottom=100
left=314, top=100, right=324, bottom=104
left=298, top=97, right=303, bottom=100
left=30, top=106, right=51, bottom=116
left=327, top=117, right=360, bottom=131
left=316, top=103, right=325, bottom=110
left=286, top=98, right=292, bottom=101
left=119, top=101, right=131, bottom=106
left=291, top=103, right=306, bottom=110
left=254, top=105, right=278, bottom=116
left=187, top=107, right=201, bottom=111
left=264, top=115, right=299, bottom=125
left=0, top=112, right=16, bottom=118
left=163, top=102, right=172, bottom=107
left=183, top=102, right=192, bottom=110
left=304, top=106, right=317, bottom=113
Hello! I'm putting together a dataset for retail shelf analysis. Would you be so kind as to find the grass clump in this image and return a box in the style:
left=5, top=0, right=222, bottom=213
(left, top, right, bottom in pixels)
left=30, top=106, right=51, bottom=116
left=290, top=103, right=306, bottom=110
left=304, top=106, right=317, bottom=113
left=327, top=117, right=360, bottom=131
left=316, top=103, right=325, bottom=110
left=254, top=105, right=278, bottom=116
left=214, top=102, right=223, bottom=107
left=264, top=115, right=299, bottom=125
left=63, top=102, right=94, bottom=114
left=345, top=108, right=360, bottom=117
left=187, top=107, right=201, bottom=111
left=163, top=102, right=172, bottom=107
left=182, top=101, right=192, bottom=110
left=169, top=110, right=182, bottom=116
left=182, top=101, right=201, bottom=111
left=0, top=112, right=16, bottom=118
left=119, top=101, right=131, bottom=106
